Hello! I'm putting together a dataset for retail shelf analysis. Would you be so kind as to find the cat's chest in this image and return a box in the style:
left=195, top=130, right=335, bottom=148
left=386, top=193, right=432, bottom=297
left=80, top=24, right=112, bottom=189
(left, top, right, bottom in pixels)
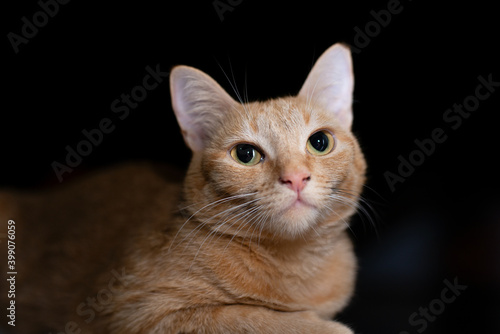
left=211, top=235, right=356, bottom=317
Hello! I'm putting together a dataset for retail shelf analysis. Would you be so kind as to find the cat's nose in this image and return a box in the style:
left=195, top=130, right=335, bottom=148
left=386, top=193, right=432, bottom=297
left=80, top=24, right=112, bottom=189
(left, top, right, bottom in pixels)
left=279, top=171, right=311, bottom=193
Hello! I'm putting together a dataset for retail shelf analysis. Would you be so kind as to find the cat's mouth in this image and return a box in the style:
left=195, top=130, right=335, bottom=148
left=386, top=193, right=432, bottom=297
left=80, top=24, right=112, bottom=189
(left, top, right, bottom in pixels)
left=284, top=193, right=316, bottom=212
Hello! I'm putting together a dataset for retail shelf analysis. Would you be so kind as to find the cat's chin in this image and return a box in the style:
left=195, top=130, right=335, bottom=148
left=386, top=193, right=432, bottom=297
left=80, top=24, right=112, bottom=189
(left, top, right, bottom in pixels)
left=274, top=199, right=321, bottom=237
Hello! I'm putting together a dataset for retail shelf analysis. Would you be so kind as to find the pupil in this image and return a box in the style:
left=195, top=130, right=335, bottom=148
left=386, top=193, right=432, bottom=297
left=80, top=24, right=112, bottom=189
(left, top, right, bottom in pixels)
left=237, top=144, right=254, bottom=163
left=311, top=132, right=328, bottom=151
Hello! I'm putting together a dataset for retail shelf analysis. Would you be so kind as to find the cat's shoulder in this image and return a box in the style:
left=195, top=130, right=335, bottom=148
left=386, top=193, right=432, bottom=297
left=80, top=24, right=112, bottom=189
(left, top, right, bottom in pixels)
left=75, top=161, right=185, bottom=190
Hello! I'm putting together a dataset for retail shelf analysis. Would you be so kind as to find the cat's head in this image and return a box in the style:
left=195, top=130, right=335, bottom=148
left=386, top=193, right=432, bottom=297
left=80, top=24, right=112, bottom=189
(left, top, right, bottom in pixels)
left=170, top=44, right=366, bottom=241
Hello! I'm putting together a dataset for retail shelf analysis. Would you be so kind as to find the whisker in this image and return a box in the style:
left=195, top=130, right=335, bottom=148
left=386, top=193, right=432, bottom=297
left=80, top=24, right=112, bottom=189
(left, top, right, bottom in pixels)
left=188, top=204, right=261, bottom=272
left=244, top=65, right=250, bottom=106
left=179, top=202, right=243, bottom=254
left=216, top=60, right=251, bottom=118
left=323, top=202, right=357, bottom=238
left=245, top=209, right=270, bottom=248
left=182, top=197, right=260, bottom=248
left=193, top=203, right=264, bottom=271
left=168, top=192, right=257, bottom=252
left=328, top=186, right=381, bottom=239
left=256, top=210, right=270, bottom=247
left=238, top=204, right=273, bottom=249
left=221, top=205, right=262, bottom=254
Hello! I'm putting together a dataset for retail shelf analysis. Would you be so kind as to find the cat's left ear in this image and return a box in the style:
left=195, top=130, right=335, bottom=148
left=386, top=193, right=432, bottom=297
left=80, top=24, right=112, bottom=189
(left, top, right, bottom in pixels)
left=298, top=43, right=354, bottom=130
left=170, top=65, right=239, bottom=152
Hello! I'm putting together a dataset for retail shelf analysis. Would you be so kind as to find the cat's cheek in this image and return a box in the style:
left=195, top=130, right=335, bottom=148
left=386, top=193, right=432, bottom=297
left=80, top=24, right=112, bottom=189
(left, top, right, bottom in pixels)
left=217, top=175, right=263, bottom=199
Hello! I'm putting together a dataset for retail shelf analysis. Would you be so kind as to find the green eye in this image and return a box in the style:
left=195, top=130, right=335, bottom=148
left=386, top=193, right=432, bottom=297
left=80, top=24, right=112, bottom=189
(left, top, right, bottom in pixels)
left=307, top=130, right=335, bottom=156
left=230, top=144, right=263, bottom=166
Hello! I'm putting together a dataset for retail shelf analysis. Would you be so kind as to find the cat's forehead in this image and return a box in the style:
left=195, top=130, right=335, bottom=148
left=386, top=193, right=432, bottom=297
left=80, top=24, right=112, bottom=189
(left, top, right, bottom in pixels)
left=251, top=98, right=311, bottom=129
left=220, top=97, right=342, bottom=154
left=244, top=97, right=336, bottom=136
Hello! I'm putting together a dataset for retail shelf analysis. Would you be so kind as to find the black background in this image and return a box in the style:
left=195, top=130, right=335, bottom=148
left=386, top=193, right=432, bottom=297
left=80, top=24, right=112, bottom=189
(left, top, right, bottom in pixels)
left=3, top=1, right=499, bottom=333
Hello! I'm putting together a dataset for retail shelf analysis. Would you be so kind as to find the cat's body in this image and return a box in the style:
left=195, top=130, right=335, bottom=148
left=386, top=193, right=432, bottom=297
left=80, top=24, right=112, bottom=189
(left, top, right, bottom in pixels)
left=1, top=44, right=366, bottom=333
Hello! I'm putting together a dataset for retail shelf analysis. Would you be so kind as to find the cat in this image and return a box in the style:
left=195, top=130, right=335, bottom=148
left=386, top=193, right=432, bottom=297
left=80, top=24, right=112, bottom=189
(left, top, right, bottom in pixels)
left=0, top=43, right=366, bottom=333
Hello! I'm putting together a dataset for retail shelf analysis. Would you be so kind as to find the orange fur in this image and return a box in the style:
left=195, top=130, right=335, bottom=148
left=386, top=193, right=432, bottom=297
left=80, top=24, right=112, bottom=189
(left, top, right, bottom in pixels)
left=0, top=43, right=366, bottom=333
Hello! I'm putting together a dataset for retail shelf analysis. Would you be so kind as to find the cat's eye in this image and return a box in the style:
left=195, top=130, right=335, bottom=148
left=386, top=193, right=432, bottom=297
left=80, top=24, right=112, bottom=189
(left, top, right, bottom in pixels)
left=230, top=144, right=263, bottom=166
left=307, top=130, right=335, bottom=156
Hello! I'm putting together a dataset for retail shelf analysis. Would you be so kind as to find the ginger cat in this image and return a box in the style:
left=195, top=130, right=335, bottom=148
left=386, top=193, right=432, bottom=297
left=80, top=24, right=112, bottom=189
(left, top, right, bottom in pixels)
left=0, top=43, right=366, bottom=333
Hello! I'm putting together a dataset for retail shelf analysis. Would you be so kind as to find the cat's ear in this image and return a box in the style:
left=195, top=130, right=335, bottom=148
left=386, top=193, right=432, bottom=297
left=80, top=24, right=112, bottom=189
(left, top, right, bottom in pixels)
left=298, top=43, right=354, bottom=130
left=170, top=65, right=239, bottom=152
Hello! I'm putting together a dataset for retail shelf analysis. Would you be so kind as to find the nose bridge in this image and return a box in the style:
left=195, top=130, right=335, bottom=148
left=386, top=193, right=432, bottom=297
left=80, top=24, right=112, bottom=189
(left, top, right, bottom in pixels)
left=278, top=147, right=311, bottom=175
left=280, top=156, right=309, bottom=176
left=264, top=113, right=311, bottom=181
left=272, top=127, right=310, bottom=173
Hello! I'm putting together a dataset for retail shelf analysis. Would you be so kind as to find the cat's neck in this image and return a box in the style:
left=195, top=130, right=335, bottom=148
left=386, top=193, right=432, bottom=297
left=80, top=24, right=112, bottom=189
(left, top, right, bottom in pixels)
left=195, top=218, right=349, bottom=261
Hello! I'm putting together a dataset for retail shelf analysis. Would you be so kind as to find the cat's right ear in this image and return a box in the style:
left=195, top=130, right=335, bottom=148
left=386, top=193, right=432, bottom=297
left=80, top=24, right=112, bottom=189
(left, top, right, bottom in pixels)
left=170, top=66, right=239, bottom=152
left=298, top=43, right=354, bottom=130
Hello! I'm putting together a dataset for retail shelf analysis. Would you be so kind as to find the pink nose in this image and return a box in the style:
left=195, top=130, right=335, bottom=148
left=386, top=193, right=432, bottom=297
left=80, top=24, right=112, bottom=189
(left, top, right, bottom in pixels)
left=279, top=171, right=311, bottom=192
